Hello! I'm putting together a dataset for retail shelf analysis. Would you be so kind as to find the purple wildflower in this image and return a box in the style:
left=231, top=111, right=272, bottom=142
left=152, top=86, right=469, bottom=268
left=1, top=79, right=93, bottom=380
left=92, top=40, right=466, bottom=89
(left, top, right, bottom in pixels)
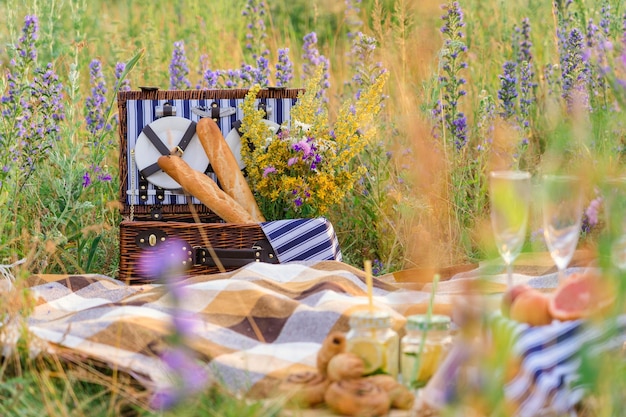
left=17, top=15, right=38, bottom=64
left=518, top=18, right=533, bottom=64
left=242, top=0, right=268, bottom=61
left=347, top=32, right=386, bottom=99
left=202, top=68, right=221, bottom=88
left=85, top=59, right=111, bottom=136
left=114, top=62, right=131, bottom=92
left=137, top=238, right=190, bottom=281
left=224, top=69, right=243, bottom=88
left=97, top=173, right=112, bottom=182
left=434, top=1, right=469, bottom=151
left=560, top=28, right=589, bottom=111
left=253, top=54, right=270, bottom=86
left=150, top=347, right=209, bottom=410
left=302, top=32, right=331, bottom=96
left=345, top=0, right=363, bottom=40
left=169, top=41, right=191, bottom=90
left=275, top=48, right=293, bottom=87
left=582, top=196, right=603, bottom=233
left=263, top=166, right=276, bottom=177
left=498, top=61, right=518, bottom=119
left=82, top=172, right=91, bottom=188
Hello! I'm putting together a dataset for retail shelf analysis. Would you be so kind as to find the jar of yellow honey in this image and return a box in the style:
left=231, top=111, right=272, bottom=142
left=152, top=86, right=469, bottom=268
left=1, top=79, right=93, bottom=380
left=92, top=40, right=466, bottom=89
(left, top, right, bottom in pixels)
left=346, top=310, right=399, bottom=378
left=400, top=314, right=452, bottom=389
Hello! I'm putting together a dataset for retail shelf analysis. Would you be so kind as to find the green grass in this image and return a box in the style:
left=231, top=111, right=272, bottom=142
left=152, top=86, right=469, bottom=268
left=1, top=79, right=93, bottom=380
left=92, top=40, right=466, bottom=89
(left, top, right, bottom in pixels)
left=1, top=0, right=626, bottom=415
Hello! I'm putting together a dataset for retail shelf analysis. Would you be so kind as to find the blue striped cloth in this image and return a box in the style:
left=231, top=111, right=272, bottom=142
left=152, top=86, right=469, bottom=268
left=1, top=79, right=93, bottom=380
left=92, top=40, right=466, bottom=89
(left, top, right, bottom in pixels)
left=260, top=218, right=342, bottom=263
left=422, top=311, right=625, bottom=416
left=498, top=313, right=626, bottom=416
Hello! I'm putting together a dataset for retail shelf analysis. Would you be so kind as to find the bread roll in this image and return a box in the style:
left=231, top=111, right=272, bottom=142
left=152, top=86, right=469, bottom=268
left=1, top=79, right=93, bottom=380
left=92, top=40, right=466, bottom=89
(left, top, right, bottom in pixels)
left=317, top=331, right=347, bottom=376
left=324, top=379, right=391, bottom=417
left=365, top=374, right=415, bottom=410
left=276, top=370, right=329, bottom=408
left=327, top=352, right=365, bottom=381
left=157, top=154, right=256, bottom=224
left=196, top=117, right=265, bottom=222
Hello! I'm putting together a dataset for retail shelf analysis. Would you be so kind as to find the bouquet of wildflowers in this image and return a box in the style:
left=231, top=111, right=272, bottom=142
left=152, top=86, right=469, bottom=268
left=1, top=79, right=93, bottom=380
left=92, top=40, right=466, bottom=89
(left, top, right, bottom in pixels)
left=240, top=66, right=388, bottom=220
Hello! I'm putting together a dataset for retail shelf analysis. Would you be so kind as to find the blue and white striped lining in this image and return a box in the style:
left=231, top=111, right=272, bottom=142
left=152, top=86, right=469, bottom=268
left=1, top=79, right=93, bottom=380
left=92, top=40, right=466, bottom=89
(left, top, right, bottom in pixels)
left=125, top=97, right=296, bottom=206
left=489, top=313, right=626, bottom=417
left=260, top=218, right=343, bottom=263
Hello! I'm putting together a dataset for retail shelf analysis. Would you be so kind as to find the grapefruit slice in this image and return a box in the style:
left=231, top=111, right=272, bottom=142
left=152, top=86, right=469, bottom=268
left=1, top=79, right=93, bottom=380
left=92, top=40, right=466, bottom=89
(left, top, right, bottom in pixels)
left=548, top=272, right=616, bottom=321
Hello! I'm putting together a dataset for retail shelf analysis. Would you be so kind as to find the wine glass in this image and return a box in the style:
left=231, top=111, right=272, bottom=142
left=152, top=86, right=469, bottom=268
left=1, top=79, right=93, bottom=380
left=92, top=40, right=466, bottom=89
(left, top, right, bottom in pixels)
left=541, top=175, right=584, bottom=284
left=489, top=171, right=532, bottom=288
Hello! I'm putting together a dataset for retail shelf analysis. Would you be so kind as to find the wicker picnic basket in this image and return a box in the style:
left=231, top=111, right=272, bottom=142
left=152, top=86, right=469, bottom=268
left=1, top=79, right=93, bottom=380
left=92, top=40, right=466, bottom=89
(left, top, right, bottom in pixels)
left=117, top=87, right=302, bottom=283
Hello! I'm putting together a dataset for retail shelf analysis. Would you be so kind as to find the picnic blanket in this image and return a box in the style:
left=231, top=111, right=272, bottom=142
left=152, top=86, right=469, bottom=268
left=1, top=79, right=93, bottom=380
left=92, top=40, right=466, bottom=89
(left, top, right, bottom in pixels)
left=12, top=258, right=626, bottom=415
left=24, top=261, right=449, bottom=399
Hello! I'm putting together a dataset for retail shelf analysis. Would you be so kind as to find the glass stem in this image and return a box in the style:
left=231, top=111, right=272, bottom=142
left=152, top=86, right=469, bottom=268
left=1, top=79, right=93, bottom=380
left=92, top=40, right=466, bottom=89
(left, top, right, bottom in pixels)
left=557, top=267, right=565, bottom=285
left=506, top=263, right=513, bottom=288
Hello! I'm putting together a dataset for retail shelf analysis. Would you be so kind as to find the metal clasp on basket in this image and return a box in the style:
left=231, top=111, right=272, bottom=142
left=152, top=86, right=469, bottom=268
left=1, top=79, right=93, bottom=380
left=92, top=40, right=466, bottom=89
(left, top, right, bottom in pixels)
left=155, top=102, right=176, bottom=118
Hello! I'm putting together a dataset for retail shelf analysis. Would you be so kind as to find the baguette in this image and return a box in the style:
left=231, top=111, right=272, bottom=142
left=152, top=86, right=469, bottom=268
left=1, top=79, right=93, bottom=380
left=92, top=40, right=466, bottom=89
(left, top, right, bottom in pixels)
left=196, top=117, right=266, bottom=222
left=157, top=154, right=256, bottom=224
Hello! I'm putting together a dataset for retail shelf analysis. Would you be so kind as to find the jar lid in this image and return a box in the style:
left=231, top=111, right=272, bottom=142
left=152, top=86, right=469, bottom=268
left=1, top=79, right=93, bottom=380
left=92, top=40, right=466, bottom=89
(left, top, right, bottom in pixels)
left=406, top=314, right=451, bottom=332
left=349, top=310, right=392, bottom=329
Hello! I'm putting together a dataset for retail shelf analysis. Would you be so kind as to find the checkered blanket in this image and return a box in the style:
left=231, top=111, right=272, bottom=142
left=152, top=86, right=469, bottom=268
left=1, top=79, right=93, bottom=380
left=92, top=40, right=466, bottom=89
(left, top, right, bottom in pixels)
left=23, top=260, right=625, bottom=415
left=26, top=261, right=448, bottom=399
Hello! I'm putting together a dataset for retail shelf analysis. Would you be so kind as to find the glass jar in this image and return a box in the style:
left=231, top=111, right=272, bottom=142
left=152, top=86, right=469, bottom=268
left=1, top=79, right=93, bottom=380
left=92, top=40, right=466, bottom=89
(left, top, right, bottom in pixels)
left=345, top=310, right=399, bottom=378
left=400, top=314, right=452, bottom=389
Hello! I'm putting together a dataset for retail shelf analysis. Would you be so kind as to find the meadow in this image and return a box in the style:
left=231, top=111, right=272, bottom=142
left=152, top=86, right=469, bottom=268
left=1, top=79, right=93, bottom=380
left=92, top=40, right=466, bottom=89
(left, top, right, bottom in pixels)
left=1, top=0, right=625, bottom=415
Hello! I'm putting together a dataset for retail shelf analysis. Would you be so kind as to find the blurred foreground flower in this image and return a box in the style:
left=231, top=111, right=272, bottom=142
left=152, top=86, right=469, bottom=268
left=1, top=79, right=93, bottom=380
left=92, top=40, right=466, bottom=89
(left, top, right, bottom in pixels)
left=138, top=238, right=212, bottom=409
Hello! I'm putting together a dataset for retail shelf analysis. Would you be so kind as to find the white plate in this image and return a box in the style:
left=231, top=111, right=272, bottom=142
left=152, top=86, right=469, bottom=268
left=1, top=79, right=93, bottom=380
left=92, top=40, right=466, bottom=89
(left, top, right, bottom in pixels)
left=225, top=119, right=280, bottom=170
left=134, top=116, right=209, bottom=190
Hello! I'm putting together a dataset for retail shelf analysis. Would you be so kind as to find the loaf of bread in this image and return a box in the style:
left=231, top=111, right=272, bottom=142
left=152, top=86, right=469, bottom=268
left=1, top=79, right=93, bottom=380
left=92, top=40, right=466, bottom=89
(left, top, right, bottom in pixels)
left=196, top=117, right=265, bottom=222
left=157, top=154, right=256, bottom=224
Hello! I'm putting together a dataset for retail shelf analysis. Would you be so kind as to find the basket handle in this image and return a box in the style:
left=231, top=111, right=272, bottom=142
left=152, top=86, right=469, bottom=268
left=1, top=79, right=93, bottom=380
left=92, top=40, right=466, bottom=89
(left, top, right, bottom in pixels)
left=193, top=239, right=278, bottom=267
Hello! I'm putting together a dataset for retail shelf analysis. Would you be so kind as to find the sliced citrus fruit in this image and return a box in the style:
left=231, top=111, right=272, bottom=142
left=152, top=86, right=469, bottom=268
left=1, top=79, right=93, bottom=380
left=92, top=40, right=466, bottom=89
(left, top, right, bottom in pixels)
left=548, top=272, right=616, bottom=321
left=348, top=339, right=383, bottom=375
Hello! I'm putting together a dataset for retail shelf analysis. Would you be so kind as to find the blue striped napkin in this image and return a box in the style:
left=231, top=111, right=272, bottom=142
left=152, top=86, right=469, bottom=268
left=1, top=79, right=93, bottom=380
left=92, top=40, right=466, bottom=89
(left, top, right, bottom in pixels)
left=260, top=218, right=342, bottom=263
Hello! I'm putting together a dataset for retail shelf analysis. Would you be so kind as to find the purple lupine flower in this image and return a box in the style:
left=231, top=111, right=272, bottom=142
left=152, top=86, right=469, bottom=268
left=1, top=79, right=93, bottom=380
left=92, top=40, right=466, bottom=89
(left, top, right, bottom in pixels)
left=515, top=18, right=537, bottom=129
left=169, top=41, right=191, bottom=90
left=17, top=15, right=38, bottom=64
left=347, top=32, right=386, bottom=98
left=275, top=48, right=293, bottom=87
left=150, top=347, right=209, bottom=410
left=239, top=64, right=254, bottom=85
left=561, top=28, right=590, bottom=112
left=599, top=5, right=611, bottom=37
left=302, top=32, right=331, bottom=96
left=434, top=1, right=468, bottom=151
left=253, top=54, right=270, bottom=86
left=224, top=69, right=243, bottom=88
left=114, top=62, right=131, bottom=92
left=19, top=63, right=66, bottom=174
left=498, top=61, right=518, bottom=119
left=519, top=60, right=535, bottom=129
left=287, top=157, right=299, bottom=166
left=345, top=0, right=363, bottom=40
left=97, top=173, right=112, bottom=182
left=202, top=68, right=221, bottom=88
left=82, top=172, right=91, bottom=188
left=85, top=59, right=111, bottom=137
left=518, top=18, right=533, bottom=64
left=242, top=0, right=268, bottom=61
